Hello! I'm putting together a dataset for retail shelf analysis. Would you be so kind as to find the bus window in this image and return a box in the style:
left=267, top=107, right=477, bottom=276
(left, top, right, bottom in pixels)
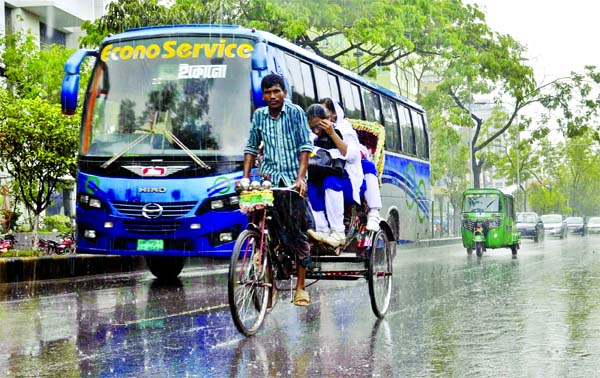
left=362, top=89, right=382, bottom=123
left=397, top=104, right=415, bottom=155
left=314, top=66, right=331, bottom=100
left=327, top=73, right=340, bottom=104
left=300, top=61, right=315, bottom=108
left=381, top=97, right=401, bottom=153
left=284, top=54, right=315, bottom=109
left=412, top=110, right=429, bottom=159
left=339, top=78, right=362, bottom=119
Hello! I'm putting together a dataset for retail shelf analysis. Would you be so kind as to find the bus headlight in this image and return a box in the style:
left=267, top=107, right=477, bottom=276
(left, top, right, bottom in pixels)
left=211, top=200, right=225, bottom=209
left=84, top=230, right=96, bottom=238
left=219, top=232, right=233, bottom=242
left=89, top=198, right=102, bottom=208
left=79, top=192, right=103, bottom=209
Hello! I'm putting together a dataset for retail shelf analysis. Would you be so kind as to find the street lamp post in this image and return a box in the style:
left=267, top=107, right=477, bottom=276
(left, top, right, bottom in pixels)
left=516, top=114, right=520, bottom=209
left=354, top=50, right=363, bottom=74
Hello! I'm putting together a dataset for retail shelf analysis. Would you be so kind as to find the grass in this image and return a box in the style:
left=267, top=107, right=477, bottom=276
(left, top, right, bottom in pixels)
left=0, top=250, right=43, bottom=258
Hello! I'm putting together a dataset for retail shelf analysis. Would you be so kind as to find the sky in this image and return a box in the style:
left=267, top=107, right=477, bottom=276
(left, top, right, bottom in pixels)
left=468, top=0, right=600, bottom=83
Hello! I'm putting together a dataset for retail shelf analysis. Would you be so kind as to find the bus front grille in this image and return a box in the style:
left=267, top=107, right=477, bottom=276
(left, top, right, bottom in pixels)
left=111, top=201, right=197, bottom=218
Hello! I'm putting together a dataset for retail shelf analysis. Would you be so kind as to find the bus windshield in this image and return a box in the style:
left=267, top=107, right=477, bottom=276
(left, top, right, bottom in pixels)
left=82, top=36, right=254, bottom=163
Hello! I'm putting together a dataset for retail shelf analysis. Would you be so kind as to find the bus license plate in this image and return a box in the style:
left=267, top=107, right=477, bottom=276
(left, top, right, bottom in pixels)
left=137, top=239, right=164, bottom=251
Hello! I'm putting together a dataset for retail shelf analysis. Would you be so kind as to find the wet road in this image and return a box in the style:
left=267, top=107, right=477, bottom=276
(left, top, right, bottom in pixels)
left=2, top=236, right=600, bottom=377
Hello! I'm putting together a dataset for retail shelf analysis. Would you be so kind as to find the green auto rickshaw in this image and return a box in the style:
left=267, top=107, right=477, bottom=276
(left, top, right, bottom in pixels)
left=460, top=188, right=520, bottom=257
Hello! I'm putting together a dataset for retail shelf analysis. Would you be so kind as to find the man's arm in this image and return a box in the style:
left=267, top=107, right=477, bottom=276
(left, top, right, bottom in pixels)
left=294, top=151, right=310, bottom=196
left=243, top=111, right=261, bottom=179
left=243, top=153, right=256, bottom=179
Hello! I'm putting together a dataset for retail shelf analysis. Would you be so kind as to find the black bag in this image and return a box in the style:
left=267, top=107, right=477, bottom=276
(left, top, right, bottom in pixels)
left=308, top=148, right=346, bottom=180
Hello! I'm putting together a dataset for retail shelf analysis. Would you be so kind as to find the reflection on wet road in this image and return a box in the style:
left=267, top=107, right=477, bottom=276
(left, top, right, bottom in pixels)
left=2, top=237, right=600, bottom=377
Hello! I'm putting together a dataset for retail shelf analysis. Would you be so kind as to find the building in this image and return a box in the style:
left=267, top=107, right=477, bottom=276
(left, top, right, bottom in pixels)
left=0, top=0, right=107, bottom=47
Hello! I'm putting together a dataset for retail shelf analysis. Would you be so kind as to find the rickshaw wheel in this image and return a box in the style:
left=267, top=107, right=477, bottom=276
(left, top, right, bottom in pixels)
left=511, top=244, right=518, bottom=256
left=466, top=248, right=473, bottom=255
left=475, top=242, right=484, bottom=257
left=228, top=230, right=271, bottom=337
left=368, top=230, right=392, bottom=318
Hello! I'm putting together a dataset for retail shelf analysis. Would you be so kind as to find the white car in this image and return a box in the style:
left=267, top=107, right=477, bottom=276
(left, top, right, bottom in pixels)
left=586, top=217, right=600, bottom=234
left=540, top=214, right=568, bottom=239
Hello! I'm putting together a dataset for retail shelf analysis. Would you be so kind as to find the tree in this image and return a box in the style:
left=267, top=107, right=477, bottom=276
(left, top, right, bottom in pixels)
left=0, top=29, right=84, bottom=248
left=1, top=31, right=75, bottom=103
left=0, top=92, right=80, bottom=248
left=428, top=104, right=470, bottom=234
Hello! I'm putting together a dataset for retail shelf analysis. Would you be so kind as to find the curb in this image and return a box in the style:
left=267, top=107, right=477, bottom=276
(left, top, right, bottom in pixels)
left=0, top=254, right=146, bottom=284
left=0, top=238, right=463, bottom=284
left=399, top=237, right=462, bottom=249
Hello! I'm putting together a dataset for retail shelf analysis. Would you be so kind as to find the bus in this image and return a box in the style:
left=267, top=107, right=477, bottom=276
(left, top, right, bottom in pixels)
left=61, top=24, right=430, bottom=279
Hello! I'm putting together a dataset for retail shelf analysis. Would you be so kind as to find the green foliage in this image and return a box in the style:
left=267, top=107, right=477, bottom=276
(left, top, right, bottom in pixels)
left=527, top=184, right=568, bottom=216
left=1, top=31, right=76, bottom=103
left=1, top=209, right=19, bottom=233
left=42, top=214, right=73, bottom=233
left=0, top=90, right=80, bottom=217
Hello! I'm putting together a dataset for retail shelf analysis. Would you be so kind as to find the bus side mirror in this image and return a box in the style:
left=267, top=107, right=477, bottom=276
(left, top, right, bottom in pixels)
left=61, top=49, right=98, bottom=115
left=61, top=74, right=80, bottom=115
left=251, top=42, right=268, bottom=108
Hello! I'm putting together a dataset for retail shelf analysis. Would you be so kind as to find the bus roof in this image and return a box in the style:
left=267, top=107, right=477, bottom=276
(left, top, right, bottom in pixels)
left=101, top=24, right=423, bottom=112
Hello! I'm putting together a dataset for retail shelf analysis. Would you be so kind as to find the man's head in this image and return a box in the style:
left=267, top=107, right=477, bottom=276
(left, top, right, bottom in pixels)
left=261, top=74, right=287, bottom=112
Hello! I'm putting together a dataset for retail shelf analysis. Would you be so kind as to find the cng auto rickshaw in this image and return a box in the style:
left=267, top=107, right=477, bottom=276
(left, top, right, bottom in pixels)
left=460, top=188, right=520, bottom=257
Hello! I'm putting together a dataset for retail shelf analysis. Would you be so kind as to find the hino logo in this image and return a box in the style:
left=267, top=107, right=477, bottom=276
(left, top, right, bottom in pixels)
left=142, top=203, right=163, bottom=219
left=139, top=187, right=167, bottom=193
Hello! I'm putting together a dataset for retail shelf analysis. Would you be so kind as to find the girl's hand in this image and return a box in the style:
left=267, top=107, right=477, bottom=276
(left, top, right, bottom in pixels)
left=318, top=119, right=335, bottom=136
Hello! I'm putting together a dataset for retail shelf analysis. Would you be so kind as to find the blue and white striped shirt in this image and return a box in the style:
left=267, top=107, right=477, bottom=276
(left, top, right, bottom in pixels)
left=244, top=101, right=313, bottom=186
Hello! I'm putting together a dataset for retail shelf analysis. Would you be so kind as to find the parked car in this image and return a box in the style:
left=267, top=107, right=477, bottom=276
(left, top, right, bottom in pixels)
left=516, top=212, right=544, bottom=242
left=586, top=217, right=600, bottom=234
left=565, top=216, right=586, bottom=235
left=540, top=214, right=568, bottom=239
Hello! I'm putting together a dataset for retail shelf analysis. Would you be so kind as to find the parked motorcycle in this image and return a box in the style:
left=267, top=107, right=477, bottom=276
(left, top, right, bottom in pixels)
left=0, top=234, right=16, bottom=253
left=55, top=232, right=75, bottom=254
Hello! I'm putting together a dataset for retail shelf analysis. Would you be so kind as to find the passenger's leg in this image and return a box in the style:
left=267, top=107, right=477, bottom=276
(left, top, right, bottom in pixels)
left=362, top=160, right=383, bottom=230
left=307, top=182, right=329, bottom=241
left=322, top=175, right=352, bottom=247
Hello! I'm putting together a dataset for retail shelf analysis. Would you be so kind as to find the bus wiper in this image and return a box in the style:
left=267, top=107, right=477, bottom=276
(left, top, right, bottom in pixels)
left=101, top=111, right=211, bottom=170
left=160, top=124, right=211, bottom=170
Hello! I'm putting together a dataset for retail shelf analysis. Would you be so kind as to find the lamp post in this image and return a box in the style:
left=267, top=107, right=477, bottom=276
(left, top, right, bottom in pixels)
left=516, top=114, right=520, bottom=209
left=354, top=50, right=363, bottom=74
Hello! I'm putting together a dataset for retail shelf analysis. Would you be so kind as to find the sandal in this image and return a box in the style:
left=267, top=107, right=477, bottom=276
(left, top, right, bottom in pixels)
left=293, top=289, right=310, bottom=307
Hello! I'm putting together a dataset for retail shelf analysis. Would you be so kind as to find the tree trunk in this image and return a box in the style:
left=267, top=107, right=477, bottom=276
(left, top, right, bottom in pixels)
left=31, top=213, right=40, bottom=251
left=471, top=143, right=481, bottom=189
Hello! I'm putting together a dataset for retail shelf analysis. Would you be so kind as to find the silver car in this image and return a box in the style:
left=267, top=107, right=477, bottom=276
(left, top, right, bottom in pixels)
left=586, top=217, right=600, bottom=234
left=540, top=214, right=568, bottom=239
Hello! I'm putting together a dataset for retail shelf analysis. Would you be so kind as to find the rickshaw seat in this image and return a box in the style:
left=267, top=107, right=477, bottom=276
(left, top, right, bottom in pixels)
left=346, top=118, right=386, bottom=180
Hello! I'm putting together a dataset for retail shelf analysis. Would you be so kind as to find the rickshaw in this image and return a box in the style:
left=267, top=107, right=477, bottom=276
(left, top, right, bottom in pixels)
left=228, top=119, right=395, bottom=336
left=460, top=188, right=520, bottom=257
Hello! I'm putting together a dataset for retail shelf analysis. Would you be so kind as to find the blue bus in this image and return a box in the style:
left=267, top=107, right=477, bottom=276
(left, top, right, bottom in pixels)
left=61, top=24, right=430, bottom=279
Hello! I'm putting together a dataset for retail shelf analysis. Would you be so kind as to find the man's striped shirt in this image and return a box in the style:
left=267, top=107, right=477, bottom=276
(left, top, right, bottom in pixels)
left=244, top=101, right=313, bottom=186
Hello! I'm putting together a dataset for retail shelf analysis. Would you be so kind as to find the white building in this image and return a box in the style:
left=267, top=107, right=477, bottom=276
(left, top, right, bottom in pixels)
left=0, top=0, right=107, bottom=47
